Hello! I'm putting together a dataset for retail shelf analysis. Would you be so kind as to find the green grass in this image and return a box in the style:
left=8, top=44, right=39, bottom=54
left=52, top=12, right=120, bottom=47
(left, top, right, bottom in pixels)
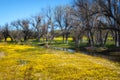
left=3, top=37, right=117, bottom=48
left=0, top=43, right=120, bottom=80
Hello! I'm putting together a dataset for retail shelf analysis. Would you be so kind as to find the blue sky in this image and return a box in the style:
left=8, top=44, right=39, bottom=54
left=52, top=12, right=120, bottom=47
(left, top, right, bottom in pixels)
left=0, top=0, right=71, bottom=25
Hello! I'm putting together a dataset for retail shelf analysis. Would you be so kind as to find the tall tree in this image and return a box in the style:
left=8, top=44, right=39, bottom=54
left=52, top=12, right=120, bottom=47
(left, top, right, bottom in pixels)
left=96, top=0, right=120, bottom=47
left=46, top=7, right=55, bottom=43
left=18, top=19, right=31, bottom=41
left=11, top=20, right=23, bottom=42
left=73, top=0, right=95, bottom=46
left=31, top=15, right=43, bottom=42
left=54, top=5, right=73, bottom=43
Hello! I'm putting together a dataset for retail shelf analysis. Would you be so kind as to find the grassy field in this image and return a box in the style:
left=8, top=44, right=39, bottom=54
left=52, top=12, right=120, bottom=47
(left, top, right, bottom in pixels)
left=3, top=36, right=115, bottom=49
left=0, top=43, right=120, bottom=80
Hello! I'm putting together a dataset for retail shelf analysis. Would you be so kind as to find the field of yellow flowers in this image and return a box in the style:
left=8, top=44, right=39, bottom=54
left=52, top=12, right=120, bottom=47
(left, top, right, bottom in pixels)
left=0, top=43, right=120, bottom=80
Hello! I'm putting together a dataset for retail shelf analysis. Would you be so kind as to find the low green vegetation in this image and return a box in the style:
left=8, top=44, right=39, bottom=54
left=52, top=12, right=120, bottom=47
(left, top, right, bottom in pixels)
left=0, top=43, right=120, bottom=80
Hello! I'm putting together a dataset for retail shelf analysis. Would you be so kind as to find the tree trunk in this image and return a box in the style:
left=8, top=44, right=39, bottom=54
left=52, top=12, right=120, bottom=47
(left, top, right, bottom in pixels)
left=75, top=37, right=80, bottom=48
left=99, top=30, right=103, bottom=46
left=24, top=36, right=27, bottom=41
left=88, top=31, right=94, bottom=46
left=117, top=31, right=120, bottom=46
left=42, top=37, right=44, bottom=42
left=5, top=37, right=7, bottom=42
left=90, top=31, right=94, bottom=46
left=46, top=37, right=48, bottom=42
left=115, top=31, right=120, bottom=47
left=63, top=35, right=65, bottom=43
left=66, top=34, right=68, bottom=44
left=103, top=31, right=109, bottom=45
left=37, top=35, right=41, bottom=42
left=50, top=36, right=54, bottom=44
left=87, top=33, right=91, bottom=46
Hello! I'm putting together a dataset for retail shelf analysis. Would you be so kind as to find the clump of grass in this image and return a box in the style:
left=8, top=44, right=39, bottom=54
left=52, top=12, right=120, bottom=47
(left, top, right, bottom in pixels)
left=0, top=43, right=119, bottom=80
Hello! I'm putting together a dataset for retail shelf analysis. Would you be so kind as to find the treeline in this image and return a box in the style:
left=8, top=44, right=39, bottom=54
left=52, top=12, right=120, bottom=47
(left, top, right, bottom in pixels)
left=0, top=0, right=120, bottom=48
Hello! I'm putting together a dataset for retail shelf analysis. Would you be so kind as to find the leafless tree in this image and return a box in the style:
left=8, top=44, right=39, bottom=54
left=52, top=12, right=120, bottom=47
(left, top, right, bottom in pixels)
left=2, top=24, right=13, bottom=41
left=46, top=7, right=55, bottom=43
left=73, top=0, right=95, bottom=46
left=11, top=20, right=23, bottom=42
left=54, top=5, right=73, bottom=43
left=31, top=15, right=43, bottom=42
left=95, top=0, right=120, bottom=47
left=0, top=26, right=3, bottom=41
left=18, top=19, right=31, bottom=41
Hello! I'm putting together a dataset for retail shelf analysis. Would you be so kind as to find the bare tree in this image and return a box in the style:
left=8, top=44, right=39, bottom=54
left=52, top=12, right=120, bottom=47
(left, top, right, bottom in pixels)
left=2, top=24, right=13, bottom=41
left=73, top=0, right=95, bottom=46
left=96, top=0, right=120, bottom=47
left=0, top=26, right=3, bottom=41
left=46, top=7, right=55, bottom=43
left=11, top=20, right=23, bottom=42
left=18, top=19, right=31, bottom=41
left=73, top=0, right=120, bottom=47
left=72, top=20, right=85, bottom=48
left=54, top=5, right=73, bottom=43
left=31, top=15, right=43, bottom=42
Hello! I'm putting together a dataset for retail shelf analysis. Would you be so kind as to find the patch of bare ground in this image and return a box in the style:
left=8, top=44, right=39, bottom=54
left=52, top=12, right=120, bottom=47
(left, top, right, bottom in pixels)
left=0, top=52, right=6, bottom=58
